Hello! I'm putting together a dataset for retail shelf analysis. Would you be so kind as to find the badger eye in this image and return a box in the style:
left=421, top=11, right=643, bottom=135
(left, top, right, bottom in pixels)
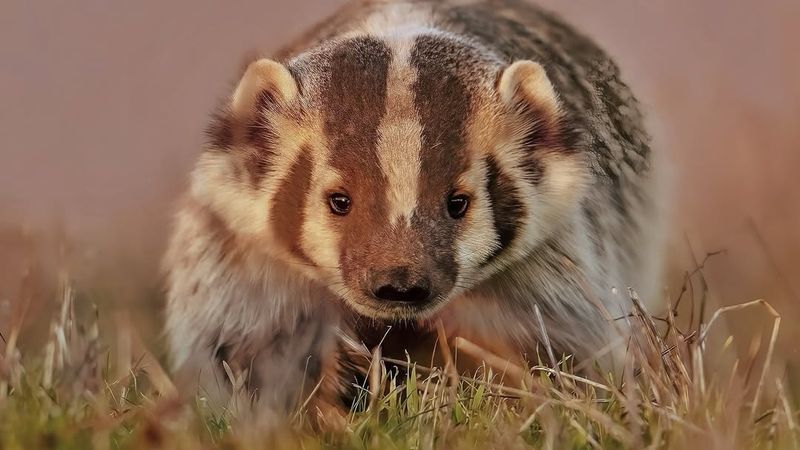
left=447, top=193, right=470, bottom=219
left=329, top=193, right=351, bottom=215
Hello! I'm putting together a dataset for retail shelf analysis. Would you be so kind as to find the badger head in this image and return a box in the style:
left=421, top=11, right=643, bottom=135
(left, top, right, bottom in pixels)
left=192, top=32, right=589, bottom=320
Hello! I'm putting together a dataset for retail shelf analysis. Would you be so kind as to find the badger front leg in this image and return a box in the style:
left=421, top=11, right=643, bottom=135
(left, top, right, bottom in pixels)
left=167, top=288, right=347, bottom=424
left=214, top=312, right=346, bottom=423
left=163, top=202, right=350, bottom=423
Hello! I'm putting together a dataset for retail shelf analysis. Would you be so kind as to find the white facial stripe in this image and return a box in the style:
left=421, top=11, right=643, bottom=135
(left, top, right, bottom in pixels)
left=376, top=37, right=423, bottom=225
left=301, top=170, right=342, bottom=269
left=360, top=4, right=435, bottom=35
left=454, top=158, right=499, bottom=269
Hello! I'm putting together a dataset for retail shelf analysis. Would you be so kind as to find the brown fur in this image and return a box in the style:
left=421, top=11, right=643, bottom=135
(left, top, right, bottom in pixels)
left=164, top=0, right=665, bottom=421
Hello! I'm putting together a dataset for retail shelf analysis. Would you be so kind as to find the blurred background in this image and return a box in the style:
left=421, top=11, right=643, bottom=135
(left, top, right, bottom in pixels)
left=1, top=1, right=798, bottom=368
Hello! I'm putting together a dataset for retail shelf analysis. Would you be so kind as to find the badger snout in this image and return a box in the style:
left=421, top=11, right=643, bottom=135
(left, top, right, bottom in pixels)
left=369, top=266, right=433, bottom=305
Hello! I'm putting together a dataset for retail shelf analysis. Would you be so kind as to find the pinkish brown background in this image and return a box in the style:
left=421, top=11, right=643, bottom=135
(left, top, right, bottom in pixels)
left=1, top=1, right=798, bottom=363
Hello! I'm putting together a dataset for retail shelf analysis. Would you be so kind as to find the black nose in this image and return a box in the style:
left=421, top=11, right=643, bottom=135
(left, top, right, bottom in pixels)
left=370, top=268, right=432, bottom=304
left=373, top=284, right=431, bottom=304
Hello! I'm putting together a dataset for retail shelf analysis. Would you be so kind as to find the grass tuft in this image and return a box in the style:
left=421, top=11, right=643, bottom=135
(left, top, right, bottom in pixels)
left=0, top=272, right=797, bottom=450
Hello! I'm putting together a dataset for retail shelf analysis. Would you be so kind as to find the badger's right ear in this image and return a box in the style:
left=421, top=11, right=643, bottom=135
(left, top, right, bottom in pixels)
left=230, top=58, right=298, bottom=120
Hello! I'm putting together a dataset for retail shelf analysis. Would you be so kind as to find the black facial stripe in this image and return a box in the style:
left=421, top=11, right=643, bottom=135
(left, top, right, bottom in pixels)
left=482, top=155, right=525, bottom=265
left=409, top=35, right=479, bottom=282
left=318, top=37, right=393, bottom=263
left=271, top=147, right=315, bottom=266
left=321, top=36, right=391, bottom=187
left=411, top=35, right=471, bottom=186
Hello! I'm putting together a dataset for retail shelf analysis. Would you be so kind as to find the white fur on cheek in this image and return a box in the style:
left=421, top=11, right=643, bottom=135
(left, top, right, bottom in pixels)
left=455, top=159, right=499, bottom=268
left=299, top=166, right=344, bottom=279
left=526, top=153, right=590, bottom=241
left=191, top=152, right=268, bottom=237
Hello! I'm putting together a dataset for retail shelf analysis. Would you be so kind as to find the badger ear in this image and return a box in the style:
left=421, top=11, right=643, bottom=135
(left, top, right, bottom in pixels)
left=230, top=58, right=298, bottom=119
left=497, top=60, right=561, bottom=121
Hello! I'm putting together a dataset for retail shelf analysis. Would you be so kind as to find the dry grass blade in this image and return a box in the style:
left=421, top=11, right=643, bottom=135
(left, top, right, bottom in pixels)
left=529, top=366, right=612, bottom=392
left=129, top=326, right=177, bottom=398
left=776, top=378, right=798, bottom=448
left=453, top=336, right=527, bottom=387
left=435, top=319, right=459, bottom=388
left=0, top=245, right=796, bottom=449
left=294, top=375, right=325, bottom=422
left=533, top=304, right=563, bottom=387
left=698, top=298, right=781, bottom=419
left=518, top=400, right=553, bottom=433
left=368, top=345, right=382, bottom=412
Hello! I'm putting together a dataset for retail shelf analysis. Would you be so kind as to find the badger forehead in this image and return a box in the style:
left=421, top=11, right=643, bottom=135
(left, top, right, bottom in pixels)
left=284, top=33, right=504, bottom=224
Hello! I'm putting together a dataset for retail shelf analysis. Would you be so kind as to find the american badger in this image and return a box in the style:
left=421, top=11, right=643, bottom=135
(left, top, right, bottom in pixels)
left=164, top=0, right=664, bottom=416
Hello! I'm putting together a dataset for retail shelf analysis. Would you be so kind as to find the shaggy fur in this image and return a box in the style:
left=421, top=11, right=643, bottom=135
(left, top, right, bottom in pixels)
left=164, top=0, right=665, bottom=418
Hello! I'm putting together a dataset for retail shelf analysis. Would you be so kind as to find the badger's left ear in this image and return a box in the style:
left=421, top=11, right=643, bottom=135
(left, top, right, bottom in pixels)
left=497, top=60, right=562, bottom=123
left=230, top=58, right=299, bottom=121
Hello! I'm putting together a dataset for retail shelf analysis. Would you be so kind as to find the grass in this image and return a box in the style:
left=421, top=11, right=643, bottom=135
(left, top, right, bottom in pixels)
left=0, top=270, right=798, bottom=450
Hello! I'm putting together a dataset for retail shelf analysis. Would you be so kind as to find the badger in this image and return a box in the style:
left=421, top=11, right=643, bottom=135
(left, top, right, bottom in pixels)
left=164, top=0, right=665, bottom=418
